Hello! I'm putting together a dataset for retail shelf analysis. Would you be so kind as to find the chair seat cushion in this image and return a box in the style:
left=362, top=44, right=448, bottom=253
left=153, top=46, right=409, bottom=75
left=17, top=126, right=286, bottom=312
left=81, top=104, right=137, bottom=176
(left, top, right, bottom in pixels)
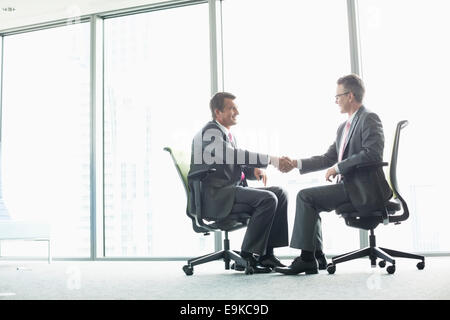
left=208, top=206, right=252, bottom=231
left=336, top=200, right=401, bottom=217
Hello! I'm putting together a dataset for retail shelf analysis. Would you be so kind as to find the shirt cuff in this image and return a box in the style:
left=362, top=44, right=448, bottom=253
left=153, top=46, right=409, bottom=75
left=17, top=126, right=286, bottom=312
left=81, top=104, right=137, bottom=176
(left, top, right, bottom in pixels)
left=297, top=159, right=302, bottom=170
left=334, top=164, right=340, bottom=174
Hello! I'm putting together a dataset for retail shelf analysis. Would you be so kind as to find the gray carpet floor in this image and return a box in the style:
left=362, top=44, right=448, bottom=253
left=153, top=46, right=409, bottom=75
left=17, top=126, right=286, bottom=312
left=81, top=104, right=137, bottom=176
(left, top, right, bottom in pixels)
left=0, top=257, right=449, bottom=300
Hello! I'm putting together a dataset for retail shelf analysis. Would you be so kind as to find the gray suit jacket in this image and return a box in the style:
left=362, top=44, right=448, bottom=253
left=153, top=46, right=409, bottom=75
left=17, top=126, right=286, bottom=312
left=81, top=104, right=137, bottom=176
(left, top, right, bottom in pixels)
left=188, top=121, right=269, bottom=220
left=300, top=106, right=392, bottom=213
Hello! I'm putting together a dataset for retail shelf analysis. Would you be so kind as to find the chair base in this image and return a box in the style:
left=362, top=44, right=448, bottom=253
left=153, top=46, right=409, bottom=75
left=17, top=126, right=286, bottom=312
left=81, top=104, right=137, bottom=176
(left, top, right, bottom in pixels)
left=182, top=231, right=248, bottom=275
left=328, top=230, right=425, bottom=275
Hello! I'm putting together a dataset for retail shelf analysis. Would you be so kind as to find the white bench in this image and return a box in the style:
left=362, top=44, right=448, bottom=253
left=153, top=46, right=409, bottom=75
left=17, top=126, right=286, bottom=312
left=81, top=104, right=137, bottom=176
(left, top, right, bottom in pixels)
left=0, top=220, right=51, bottom=264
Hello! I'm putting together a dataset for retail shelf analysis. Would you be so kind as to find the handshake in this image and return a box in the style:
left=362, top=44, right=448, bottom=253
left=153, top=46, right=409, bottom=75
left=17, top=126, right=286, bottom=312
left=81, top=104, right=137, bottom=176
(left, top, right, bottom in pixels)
left=270, top=156, right=297, bottom=173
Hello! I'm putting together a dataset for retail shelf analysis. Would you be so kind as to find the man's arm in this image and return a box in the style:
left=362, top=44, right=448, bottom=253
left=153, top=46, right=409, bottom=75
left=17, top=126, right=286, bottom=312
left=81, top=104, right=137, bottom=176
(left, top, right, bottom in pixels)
left=194, top=124, right=269, bottom=168
left=299, top=142, right=338, bottom=174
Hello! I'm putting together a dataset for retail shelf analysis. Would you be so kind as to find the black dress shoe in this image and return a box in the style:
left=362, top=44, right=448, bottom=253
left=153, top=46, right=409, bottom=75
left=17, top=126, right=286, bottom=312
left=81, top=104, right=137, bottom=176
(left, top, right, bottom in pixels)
left=258, top=254, right=286, bottom=268
left=232, top=254, right=272, bottom=274
left=274, top=257, right=318, bottom=275
left=316, top=255, right=328, bottom=270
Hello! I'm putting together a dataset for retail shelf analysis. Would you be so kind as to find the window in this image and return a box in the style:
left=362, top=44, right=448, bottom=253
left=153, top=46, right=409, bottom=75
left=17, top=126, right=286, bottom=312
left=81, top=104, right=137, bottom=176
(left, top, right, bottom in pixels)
left=221, top=0, right=355, bottom=255
left=103, top=3, right=213, bottom=257
left=1, top=23, right=90, bottom=257
left=358, top=0, right=450, bottom=253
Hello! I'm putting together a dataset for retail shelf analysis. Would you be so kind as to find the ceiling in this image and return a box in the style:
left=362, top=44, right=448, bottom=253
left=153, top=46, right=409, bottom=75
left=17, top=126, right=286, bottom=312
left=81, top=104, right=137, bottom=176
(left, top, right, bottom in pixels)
left=0, top=0, right=166, bottom=31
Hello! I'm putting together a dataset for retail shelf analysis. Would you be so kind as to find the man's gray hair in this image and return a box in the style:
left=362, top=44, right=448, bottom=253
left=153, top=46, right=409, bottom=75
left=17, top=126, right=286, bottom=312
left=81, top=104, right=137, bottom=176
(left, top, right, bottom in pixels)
left=337, top=74, right=365, bottom=103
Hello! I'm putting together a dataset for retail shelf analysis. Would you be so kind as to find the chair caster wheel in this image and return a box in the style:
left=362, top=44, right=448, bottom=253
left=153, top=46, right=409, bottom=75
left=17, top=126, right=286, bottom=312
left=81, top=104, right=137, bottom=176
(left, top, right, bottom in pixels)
left=326, top=263, right=336, bottom=274
left=245, top=265, right=254, bottom=275
left=379, top=260, right=386, bottom=268
left=417, top=261, right=425, bottom=270
left=386, top=265, right=396, bottom=274
left=183, top=265, right=193, bottom=276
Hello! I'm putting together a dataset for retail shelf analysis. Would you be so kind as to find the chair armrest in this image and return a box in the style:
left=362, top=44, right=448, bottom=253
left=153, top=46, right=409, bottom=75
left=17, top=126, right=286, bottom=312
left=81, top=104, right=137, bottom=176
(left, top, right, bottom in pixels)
left=188, top=168, right=216, bottom=181
left=356, top=161, right=388, bottom=170
left=188, top=179, right=220, bottom=232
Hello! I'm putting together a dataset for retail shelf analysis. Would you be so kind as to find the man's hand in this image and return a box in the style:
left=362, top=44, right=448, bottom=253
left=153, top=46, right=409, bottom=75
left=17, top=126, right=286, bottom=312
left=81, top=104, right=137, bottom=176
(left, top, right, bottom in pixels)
left=254, top=168, right=267, bottom=186
left=279, top=156, right=296, bottom=173
left=325, top=167, right=338, bottom=182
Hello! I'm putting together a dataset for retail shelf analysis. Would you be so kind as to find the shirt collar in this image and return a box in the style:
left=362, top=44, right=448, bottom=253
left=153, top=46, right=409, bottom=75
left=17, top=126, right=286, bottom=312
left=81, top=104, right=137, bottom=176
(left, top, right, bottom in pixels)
left=347, top=106, right=364, bottom=123
left=347, top=107, right=359, bottom=124
left=214, top=120, right=230, bottom=136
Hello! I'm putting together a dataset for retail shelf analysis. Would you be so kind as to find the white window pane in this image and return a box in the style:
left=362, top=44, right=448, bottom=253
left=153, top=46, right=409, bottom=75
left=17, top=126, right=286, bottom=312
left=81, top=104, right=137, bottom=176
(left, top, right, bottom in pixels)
left=359, top=0, right=450, bottom=253
left=1, top=23, right=91, bottom=257
left=222, top=0, right=357, bottom=256
left=104, top=4, right=213, bottom=257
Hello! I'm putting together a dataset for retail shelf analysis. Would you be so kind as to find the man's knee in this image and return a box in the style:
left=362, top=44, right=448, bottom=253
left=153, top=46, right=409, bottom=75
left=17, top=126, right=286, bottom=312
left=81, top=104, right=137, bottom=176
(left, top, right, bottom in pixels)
left=263, top=191, right=278, bottom=212
left=297, top=188, right=315, bottom=205
left=271, top=186, right=288, bottom=202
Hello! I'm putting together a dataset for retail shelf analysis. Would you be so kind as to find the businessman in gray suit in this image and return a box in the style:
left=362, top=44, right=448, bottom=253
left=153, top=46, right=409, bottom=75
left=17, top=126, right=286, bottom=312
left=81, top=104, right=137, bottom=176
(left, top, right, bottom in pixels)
left=275, top=74, right=392, bottom=275
left=189, top=92, right=290, bottom=273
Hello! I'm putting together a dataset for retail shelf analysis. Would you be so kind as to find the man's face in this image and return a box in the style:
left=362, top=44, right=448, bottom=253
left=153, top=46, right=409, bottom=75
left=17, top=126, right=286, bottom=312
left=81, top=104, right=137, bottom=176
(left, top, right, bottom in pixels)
left=335, top=84, right=351, bottom=114
left=215, top=98, right=239, bottom=129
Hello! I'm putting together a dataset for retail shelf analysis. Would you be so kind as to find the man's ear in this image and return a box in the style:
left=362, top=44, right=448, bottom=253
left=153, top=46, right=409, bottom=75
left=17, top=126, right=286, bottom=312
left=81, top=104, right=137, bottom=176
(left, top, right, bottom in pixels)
left=348, top=91, right=354, bottom=103
left=214, top=108, right=221, bottom=120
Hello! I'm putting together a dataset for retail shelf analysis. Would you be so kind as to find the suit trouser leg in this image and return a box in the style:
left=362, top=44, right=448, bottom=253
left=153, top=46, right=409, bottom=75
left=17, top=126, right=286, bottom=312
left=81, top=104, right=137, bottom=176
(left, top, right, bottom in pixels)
left=259, top=186, right=289, bottom=249
left=233, top=186, right=287, bottom=256
left=290, top=183, right=349, bottom=252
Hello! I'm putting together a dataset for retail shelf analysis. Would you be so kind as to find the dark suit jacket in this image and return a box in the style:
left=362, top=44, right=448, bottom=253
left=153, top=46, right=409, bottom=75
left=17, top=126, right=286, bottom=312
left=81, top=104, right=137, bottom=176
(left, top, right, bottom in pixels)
left=188, top=121, right=269, bottom=220
left=300, top=106, right=392, bottom=214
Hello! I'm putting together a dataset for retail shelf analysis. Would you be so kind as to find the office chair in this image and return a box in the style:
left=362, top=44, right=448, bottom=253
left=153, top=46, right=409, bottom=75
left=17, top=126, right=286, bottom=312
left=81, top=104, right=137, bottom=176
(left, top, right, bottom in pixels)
left=327, top=120, right=425, bottom=275
left=164, top=147, right=255, bottom=275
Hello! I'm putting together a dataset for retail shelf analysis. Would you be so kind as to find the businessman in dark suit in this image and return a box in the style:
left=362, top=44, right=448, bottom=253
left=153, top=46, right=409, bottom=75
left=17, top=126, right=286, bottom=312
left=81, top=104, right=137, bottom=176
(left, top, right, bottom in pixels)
left=275, top=74, right=392, bottom=275
left=189, top=92, right=290, bottom=273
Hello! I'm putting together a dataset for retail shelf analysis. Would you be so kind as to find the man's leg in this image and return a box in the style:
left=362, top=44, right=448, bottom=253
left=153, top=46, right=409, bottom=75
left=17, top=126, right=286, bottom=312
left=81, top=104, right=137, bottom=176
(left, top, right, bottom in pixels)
left=276, top=183, right=349, bottom=275
left=258, top=186, right=289, bottom=250
left=255, top=186, right=289, bottom=267
left=290, top=183, right=349, bottom=251
left=233, top=186, right=278, bottom=256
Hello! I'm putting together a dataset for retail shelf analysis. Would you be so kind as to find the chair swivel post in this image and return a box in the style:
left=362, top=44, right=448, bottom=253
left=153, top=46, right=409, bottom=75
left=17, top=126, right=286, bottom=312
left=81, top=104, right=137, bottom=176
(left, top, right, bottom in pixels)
left=223, top=231, right=230, bottom=251
left=369, top=229, right=377, bottom=267
left=223, top=231, right=231, bottom=269
left=369, top=229, right=376, bottom=247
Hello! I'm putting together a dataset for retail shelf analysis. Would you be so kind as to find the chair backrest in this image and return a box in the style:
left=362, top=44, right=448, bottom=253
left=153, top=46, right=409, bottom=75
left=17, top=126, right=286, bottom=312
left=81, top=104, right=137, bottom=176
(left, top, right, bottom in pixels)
left=164, top=147, right=212, bottom=234
left=387, top=120, right=410, bottom=223
left=164, top=146, right=250, bottom=234
left=163, top=147, right=189, bottom=198
left=341, top=120, right=410, bottom=229
left=389, top=120, right=408, bottom=198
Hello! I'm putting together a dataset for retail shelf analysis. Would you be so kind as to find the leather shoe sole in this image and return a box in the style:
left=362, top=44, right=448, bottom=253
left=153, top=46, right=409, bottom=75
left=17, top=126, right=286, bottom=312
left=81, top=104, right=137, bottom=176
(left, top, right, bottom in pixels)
left=231, top=262, right=272, bottom=273
left=259, top=256, right=286, bottom=268
left=274, top=257, right=319, bottom=275
left=274, top=266, right=318, bottom=275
